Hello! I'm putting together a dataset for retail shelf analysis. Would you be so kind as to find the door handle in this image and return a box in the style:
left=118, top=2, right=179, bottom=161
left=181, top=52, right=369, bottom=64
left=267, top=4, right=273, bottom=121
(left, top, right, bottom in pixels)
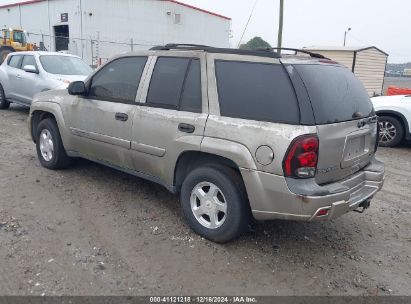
left=178, top=123, right=195, bottom=133
left=16, top=74, right=22, bottom=79
left=115, top=112, right=128, bottom=122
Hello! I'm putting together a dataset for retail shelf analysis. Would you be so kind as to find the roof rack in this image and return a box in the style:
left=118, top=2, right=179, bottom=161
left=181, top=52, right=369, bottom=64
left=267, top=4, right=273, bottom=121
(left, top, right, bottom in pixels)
left=258, top=47, right=329, bottom=59
left=150, top=44, right=281, bottom=58
left=150, top=44, right=212, bottom=51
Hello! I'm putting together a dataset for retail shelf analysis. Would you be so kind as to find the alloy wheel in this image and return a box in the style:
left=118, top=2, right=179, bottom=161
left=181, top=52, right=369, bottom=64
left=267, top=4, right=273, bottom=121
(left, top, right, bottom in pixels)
left=190, top=182, right=227, bottom=229
left=39, top=129, right=55, bottom=161
left=379, top=121, right=397, bottom=145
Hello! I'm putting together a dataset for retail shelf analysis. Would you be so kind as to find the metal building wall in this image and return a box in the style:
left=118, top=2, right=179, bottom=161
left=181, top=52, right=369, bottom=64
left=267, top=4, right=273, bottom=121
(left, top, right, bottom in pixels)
left=0, top=0, right=231, bottom=65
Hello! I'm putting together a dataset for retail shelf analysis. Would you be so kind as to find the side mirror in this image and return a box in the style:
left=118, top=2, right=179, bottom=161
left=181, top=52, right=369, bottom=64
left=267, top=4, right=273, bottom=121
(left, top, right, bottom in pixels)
left=23, top=65, right=38, bottom=74
left=68, top=81, right=86, bottom=95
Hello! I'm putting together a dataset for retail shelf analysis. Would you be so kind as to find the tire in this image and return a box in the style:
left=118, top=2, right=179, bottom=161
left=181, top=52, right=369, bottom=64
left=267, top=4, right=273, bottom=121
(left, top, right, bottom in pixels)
left=180, top=165, right=250, bottom=243
left=378, top=116, right=404, bottom=147
left=35, top=118, right=71, bottom=169
left=0, top=84, right=10, bottom=110
left=0, top=49, right=12, bottom=64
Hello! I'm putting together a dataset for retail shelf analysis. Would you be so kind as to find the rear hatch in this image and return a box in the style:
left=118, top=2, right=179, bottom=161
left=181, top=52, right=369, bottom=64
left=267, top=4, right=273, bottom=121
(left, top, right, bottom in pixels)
left=293, top=64, right=378, bottom=185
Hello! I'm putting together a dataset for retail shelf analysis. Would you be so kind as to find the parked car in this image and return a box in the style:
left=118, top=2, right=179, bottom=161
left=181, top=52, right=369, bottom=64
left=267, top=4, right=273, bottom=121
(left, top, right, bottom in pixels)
left=0, top=51, right=92, bottom=109
left=371, top=95, right=411, bottom=147
left=27, top=44, right=385, bottom=242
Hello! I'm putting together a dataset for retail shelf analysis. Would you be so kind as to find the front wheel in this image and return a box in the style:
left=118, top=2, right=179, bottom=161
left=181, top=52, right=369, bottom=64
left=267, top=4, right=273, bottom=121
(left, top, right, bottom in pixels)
left=36, top=118, right=71, bottom=169
left=378, top=116, right=404, bottom=147
left=0, top=84, right=10, bottom=110
left=180, top=165, right=250, bottom=243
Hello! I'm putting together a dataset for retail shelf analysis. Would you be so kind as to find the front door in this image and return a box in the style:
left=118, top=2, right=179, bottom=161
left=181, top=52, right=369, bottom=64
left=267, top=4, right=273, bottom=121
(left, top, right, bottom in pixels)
left=64, top=56, right=149, bottom=169
left=18, top=55, right=41, bottom=104
left=131, top=55, right=208, bottom=186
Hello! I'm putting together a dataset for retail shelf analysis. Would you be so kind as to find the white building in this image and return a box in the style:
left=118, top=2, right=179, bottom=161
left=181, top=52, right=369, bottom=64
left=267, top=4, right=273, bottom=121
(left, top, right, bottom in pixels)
left=0, top=0, right=231, bottom=65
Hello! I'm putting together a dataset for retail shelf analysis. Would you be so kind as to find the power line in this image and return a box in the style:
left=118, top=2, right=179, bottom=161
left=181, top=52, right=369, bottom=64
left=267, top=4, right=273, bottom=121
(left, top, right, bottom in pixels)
left=237, top=0, right=258, bottom=48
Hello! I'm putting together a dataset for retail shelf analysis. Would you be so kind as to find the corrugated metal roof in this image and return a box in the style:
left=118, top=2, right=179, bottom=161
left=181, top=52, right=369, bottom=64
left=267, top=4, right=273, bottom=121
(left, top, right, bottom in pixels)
left=0, top=0, right=231, bottom=20
left=0, top=0, right=44, bottom=9
left=163, top=0, right=231, bottom=20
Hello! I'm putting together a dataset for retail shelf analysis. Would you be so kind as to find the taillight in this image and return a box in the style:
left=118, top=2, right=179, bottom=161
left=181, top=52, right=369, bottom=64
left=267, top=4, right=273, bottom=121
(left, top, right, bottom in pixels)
left=283, top=135, right=319, bottom=179
left=375, top=120, right=380, bottom=152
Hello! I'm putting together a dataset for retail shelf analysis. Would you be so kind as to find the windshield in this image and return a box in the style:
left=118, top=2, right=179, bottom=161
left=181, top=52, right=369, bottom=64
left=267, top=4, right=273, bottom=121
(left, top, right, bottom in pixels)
left=13, top=31, right=26, bottom=44
left=294, top=64, right=374, bottom=124
left=40, top=55, right=92, bottom=76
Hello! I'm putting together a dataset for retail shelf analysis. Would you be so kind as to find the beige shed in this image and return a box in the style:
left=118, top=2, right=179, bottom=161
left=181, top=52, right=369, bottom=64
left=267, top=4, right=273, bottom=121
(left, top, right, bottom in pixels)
left=303, top=46, right=388, bottom=96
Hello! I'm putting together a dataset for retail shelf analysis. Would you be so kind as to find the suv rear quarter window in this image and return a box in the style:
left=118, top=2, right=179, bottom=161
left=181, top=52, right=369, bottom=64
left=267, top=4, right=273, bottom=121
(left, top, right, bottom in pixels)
left=215, top=60, right=300, bottom=124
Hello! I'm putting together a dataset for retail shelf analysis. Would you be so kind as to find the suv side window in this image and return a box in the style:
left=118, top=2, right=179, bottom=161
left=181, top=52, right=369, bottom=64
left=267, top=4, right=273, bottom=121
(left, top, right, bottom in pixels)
left=146, top=57, right=202, bottom=112
left=21, top=55, right=38, bottom=70
left=8, top=55, right=23, bottom=69
left=215, top=61, right=300, bottom=124
left=89, top=57, right=147, bottom=103
left=180, top=59, right=202, bottom=113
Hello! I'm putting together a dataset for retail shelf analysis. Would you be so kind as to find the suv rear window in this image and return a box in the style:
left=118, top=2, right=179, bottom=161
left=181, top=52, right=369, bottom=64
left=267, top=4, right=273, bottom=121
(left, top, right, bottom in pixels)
left=215, top=61, right=300, bottom=124
left=294, top=64, right=374, bottom=124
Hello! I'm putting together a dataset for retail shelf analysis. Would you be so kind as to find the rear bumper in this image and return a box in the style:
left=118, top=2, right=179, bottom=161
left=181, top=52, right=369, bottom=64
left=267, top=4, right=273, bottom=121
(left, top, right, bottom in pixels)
left=242, top=157, right=385, bottom=221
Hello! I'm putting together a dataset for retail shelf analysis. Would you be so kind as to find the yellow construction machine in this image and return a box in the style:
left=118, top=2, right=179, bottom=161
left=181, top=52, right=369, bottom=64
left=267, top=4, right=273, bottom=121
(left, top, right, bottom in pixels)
left=0, top=28, right=36, bottom=63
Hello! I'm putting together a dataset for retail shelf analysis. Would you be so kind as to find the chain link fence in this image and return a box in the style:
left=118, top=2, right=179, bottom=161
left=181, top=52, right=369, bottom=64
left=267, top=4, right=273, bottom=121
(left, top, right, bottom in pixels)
left=26, top=32, right=156, bottom=67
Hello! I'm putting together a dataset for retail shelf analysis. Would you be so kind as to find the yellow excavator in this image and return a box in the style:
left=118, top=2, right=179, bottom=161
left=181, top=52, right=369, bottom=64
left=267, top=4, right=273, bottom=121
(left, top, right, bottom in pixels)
left=0, top=28, right=37, bottom=64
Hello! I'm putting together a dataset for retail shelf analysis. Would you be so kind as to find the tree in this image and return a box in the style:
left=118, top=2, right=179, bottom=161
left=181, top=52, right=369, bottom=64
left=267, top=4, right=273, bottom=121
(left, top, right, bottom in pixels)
left=239, top=37, right=272, bottom=50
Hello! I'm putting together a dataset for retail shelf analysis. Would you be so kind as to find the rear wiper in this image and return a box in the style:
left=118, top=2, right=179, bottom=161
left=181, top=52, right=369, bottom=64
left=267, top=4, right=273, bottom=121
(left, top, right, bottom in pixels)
left=352, top=112, right=363, bottom=119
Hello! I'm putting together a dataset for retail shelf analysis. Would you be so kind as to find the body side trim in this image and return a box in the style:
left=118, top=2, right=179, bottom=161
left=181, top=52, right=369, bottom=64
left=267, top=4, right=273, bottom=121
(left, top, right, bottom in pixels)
left=66, top=151, right=175, bottom=192
left=69, top=127, right=131, bottom=149
left=131, top=141, right=166, bottom=157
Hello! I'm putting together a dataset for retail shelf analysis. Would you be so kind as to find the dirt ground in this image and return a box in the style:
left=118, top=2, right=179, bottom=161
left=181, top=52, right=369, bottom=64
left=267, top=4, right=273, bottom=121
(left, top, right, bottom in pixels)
left=0, top=105, right=410, bottom=296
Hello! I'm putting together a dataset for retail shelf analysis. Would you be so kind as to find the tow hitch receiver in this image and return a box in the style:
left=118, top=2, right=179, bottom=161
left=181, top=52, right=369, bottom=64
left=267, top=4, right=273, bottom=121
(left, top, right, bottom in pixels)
left=354, top=199, right=371, bottom=214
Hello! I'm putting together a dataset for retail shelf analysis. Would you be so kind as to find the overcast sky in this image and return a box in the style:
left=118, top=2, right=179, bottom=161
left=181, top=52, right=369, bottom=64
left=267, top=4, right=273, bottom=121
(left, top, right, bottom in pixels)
left=0, top=0, right=409, bottom=62
left=181, top=0, right=410, bottom=63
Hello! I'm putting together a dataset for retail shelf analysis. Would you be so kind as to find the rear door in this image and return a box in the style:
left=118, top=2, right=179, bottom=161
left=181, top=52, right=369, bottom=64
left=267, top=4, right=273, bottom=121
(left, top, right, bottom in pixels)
left=131, top=54, right=208, bottom=185
left=294, top=64, right=378, bottom=184
left=4, top=54, right=23, bottom=101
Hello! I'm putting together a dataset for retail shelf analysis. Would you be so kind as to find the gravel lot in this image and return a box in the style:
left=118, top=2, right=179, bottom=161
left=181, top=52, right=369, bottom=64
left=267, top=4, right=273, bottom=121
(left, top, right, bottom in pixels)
left=0, top=105, right=410, bottom=296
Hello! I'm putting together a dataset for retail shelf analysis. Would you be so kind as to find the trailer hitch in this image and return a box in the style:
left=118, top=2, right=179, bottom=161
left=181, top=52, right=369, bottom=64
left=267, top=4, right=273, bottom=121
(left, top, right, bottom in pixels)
left=354, top=199, right=371, bottom=214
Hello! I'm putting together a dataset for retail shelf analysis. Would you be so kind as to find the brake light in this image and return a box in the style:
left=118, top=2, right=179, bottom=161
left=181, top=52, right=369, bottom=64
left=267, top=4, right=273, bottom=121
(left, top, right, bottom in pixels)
left=317, top=209, right=329, bottom=217
left=283, top=135, right=319, bottom=178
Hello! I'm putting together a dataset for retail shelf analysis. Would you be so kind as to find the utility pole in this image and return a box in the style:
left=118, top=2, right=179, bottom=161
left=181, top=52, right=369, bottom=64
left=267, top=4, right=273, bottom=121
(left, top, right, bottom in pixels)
left=344, top=27, right=351, bottom=46
left=277, top=0, right=284, bottom=53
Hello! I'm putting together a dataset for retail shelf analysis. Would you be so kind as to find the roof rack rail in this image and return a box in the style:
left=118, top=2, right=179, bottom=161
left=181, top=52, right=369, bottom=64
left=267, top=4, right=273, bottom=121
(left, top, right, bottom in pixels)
left=150, top=43, right=281, bottom=58
left=150, top=44, right=212, bottom=51
left=258, top=47, right=329, bottom=59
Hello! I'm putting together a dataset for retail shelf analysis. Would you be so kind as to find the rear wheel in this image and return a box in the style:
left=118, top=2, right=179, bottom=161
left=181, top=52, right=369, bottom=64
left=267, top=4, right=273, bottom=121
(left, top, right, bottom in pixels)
left=0, top=84, right=10, bottom=110
left=0, top=49, right=12, bottom=64
left=378, top=116, right=404, bottom=147
left=180, top=165, right=250, bottom=243
left=36, top=118, right=71, bottom=169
